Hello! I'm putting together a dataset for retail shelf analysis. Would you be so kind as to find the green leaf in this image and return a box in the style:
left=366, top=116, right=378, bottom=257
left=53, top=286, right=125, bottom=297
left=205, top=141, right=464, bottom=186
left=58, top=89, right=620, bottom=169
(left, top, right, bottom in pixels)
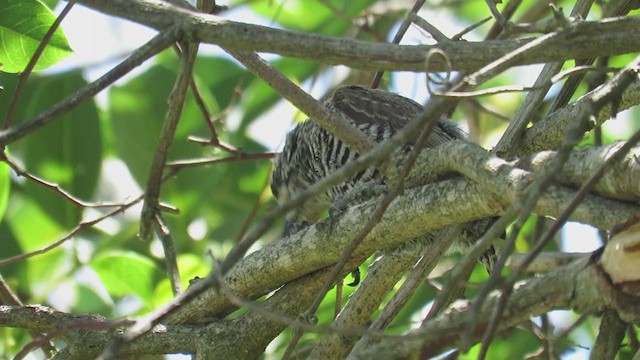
left=40, top=0, right=60, bottom=10
left=0, top=0, right=73, bottom=73
left=18, top=71, right=102, bottom=227
left=90, top=251, right=162, bottom=308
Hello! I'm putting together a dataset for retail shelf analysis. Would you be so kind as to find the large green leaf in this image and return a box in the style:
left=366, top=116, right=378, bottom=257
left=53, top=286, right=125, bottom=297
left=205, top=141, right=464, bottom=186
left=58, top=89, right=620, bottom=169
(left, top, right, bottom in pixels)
left=40, top=0, right=60, bottom=10
left=16, top=71, right=103, bottom=227
left=0, top=0, right=73, bottom=73
left=90, top=251, right=162, bottom=309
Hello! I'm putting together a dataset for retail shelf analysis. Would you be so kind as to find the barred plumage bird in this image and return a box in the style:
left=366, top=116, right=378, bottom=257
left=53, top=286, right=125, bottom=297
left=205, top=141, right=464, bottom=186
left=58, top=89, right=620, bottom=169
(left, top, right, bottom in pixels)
left=271, top=85, right=498, bottom=271
left=271, top=85, right=464, bottom=222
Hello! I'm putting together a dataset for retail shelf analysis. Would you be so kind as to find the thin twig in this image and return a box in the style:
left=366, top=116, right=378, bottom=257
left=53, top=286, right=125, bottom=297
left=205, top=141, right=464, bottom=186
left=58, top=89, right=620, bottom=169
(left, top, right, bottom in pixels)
left=434, top=84, right=538, bottom=97
left=463, top=29, right=564, bottom=88
left=166, top=152, right=275, bottom=169
left=0, top=196, right=144, bottom=267
left=451, top=16, right=492, bottom=41
left=550, top=65, right=619, bottom=85
left=626, top=325, right=639, bottom=355
left=370, top=0, right=426, bottom=89
left=465, top=98, right=512, bottom=122
left=540, top=314, right=555, bottom=359
left=154, top=213, right=183, bottom=296
left=140, top=42, right=199, bottom=239
left=173, top=43, right=241, bottom=154
left=486, top=0, right=522, bottom=39
left=409, top=14, right=450, bottom=43
left=553, top=314, right=588, bottom=342
left=485, top=0, right=507, bottom=26
left=2, top=154, right=127, bottom=208
left=316, top=0, right=358, bottom=25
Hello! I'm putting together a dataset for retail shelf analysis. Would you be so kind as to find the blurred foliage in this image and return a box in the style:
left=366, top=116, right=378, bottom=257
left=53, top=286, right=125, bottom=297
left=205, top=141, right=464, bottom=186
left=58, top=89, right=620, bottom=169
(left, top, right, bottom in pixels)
left=0, top=0, right=637, bottom=358
left=0, top=161, right=9, bottom=221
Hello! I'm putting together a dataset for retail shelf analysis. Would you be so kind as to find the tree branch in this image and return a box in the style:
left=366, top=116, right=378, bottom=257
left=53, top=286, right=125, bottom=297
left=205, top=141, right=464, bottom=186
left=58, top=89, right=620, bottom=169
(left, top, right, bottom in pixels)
left=517, top=142, right=640, bottom=201
left=348, top=254, right=640, bottom=359
left=520, top=78, right=640, bottom=156
left=139, top=41, right=198, bottom=239
left=5, top=239, right=638, bottom=358
left=168, top=142, right=640, bottom=324
left=75, top=0, right=640, bottom=72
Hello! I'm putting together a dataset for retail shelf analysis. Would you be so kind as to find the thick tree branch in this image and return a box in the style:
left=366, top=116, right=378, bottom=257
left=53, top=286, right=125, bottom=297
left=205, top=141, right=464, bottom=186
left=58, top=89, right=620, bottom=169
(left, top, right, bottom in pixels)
left=168, top=142, right=640, bottom=324
left=409, top=141, right=640, bottom=203
left=75, top=0, right=640, bottom=72
left=347, top=254, right=640, bottom=359
left=517, top=142, right=640, bottom=201
left=519, top=80, right=640, bottom=156
left=5, top=240, right=638, bottom=358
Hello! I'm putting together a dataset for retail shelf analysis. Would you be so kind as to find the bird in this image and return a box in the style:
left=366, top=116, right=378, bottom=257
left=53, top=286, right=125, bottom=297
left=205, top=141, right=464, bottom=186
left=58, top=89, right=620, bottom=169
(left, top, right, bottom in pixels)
left=270, top=85, right=497, bottom=272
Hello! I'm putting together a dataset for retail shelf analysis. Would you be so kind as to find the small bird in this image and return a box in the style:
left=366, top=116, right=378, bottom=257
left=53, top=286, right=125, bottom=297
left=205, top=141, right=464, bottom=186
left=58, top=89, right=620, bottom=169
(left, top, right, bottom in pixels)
left=271, top=85, right=464, bottom=222
left=270, top=85, right=497, bottom=271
